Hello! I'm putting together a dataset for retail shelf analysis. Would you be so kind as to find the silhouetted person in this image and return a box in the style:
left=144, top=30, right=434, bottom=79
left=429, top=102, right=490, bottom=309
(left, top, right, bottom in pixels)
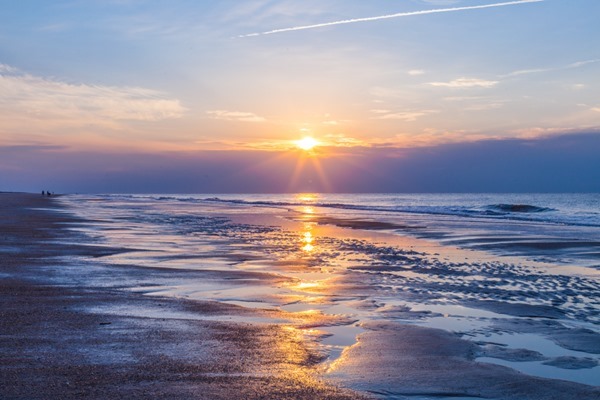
left=42, top=190, right=45, bottom=195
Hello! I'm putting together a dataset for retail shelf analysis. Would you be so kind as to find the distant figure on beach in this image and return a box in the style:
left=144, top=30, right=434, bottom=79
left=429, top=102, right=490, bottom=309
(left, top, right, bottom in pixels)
left=42, top=190, right=45, bottom=195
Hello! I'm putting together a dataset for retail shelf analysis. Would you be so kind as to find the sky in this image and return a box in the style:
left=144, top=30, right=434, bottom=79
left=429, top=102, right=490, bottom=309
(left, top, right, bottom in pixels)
left=1, top=0, right=599, bottom=193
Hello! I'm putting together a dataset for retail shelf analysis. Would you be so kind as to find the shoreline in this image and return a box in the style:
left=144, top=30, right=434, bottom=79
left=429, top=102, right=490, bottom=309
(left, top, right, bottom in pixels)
left=0, top=193, right=365, bottom=399
left=2, top=193, right=599, bottom=399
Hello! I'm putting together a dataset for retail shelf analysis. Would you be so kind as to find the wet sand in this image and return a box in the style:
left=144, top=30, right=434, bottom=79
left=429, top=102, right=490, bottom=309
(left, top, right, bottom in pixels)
left=0, top=193, right=364, bottom=399
left=328, top=322, right=599, bottom=399
left=2, top=193, right=599, bottom=400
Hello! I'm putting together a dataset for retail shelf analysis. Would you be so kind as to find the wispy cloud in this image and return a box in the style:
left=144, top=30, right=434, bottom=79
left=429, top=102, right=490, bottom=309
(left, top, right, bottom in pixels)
left=371, top=109, right=437, bottom=121
left=206, top=110, right=266, bottom=122
left=408, top=69, right=426, bottom=76
left=0, top=63, right=18, bottom=73
left=464, top=102, right=505, bottom=111
left=442, top=96, right=485, bottom=101
left=568, top=59, right=600, bottom=68
left=503, top=68, right=547, bottom=77
left=0, top=65, right=186, bottom=122
left=502, top=59, right=600, bottom=77
left=322, top=134, right=367, bottom=148
left=370, top=109, right=392, bottom=114
left=429, top=78, right=499, bottom=88
left=239, top=0, right=543, bottom=37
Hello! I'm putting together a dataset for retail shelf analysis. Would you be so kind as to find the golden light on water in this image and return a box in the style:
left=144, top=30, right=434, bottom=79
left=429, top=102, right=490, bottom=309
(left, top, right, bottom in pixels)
left=302, top=244, right=314, bottom=252
left=303, top=231, right=313, bottom=243
left=303, top=206, right=315, bottom=214
left=297, top=193, right=319, bottom=203
left=301, top=222, right=316, bottom=253
left=295, top=309, right=321, bottom=315
left=295, top=281, right=320, bottom=290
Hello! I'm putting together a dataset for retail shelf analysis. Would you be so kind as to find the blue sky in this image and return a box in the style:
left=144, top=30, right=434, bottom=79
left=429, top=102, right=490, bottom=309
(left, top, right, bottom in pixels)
left=1, top=0, right=599, bottom=192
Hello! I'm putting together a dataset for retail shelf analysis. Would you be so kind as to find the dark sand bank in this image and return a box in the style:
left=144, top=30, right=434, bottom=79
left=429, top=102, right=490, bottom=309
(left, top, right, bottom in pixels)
left=0, top=193, right=364, bottom=399
left=328, top=322, right=600, bottom=399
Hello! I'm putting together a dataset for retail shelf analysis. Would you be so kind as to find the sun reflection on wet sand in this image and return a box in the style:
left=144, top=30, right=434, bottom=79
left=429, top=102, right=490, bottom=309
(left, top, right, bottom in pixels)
left=294, top=281, right=321, bottom=291
left=302, top=205, right=315, bottom=215
left=301, top=223, right=316, bottom=253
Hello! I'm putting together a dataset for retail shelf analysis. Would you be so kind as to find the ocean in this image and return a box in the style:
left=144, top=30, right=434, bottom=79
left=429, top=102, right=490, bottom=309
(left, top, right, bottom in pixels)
left=57, top=193, right=600, bottom=388
left=66, top=192, right=600, bottom=266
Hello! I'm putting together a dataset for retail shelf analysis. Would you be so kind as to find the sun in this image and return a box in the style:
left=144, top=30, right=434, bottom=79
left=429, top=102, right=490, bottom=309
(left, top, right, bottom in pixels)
left=296, top=136, right=319, bottom=151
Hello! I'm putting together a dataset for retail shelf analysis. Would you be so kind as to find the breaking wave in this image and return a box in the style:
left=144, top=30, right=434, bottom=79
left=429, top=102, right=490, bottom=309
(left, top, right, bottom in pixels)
left=486, top=204, right=555, bottom=214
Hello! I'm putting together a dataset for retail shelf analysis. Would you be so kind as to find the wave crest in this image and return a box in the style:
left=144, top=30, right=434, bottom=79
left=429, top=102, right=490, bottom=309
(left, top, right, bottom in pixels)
left=487, top=204, right=555, bottom=213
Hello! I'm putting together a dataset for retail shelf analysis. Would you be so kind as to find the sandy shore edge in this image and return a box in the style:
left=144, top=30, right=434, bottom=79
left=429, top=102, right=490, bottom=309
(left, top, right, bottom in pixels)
left=3, top=193, right=598, bottom=400
left=0, top=193, right=366, bottom=399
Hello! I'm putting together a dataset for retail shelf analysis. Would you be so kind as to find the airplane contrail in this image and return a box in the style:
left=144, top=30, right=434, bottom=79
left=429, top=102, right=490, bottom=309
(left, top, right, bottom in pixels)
left=238, top=0, right=544, bottom=38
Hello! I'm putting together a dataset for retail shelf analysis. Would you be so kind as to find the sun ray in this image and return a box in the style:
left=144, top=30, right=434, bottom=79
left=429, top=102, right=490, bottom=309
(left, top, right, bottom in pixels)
left=308, top=156, right=332, bottom=192
left=287, top=153, right=309, bottom=192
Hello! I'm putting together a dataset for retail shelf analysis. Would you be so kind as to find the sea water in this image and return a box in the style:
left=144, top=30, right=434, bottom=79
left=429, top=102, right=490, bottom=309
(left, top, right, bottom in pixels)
left=57, top=193, right=600, bottom=386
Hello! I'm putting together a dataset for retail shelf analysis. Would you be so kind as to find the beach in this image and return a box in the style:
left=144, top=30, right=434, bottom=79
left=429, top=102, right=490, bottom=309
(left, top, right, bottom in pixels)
left=0, top=193, right=365, bottom=399
left=1, top=192, right=599, bottom=399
